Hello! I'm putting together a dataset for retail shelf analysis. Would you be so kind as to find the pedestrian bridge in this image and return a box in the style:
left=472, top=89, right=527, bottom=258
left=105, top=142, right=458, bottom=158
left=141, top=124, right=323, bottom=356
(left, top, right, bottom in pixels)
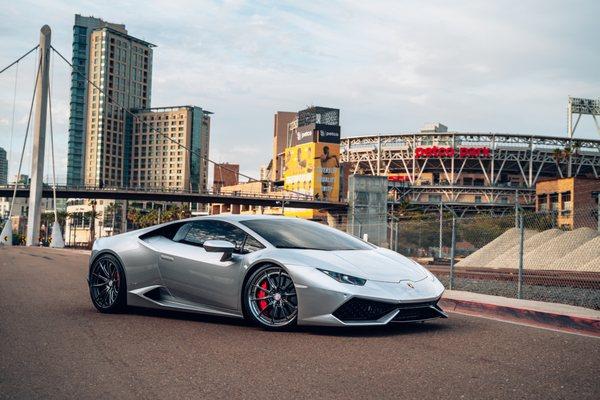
left=0, top=185, right=348, bottom=210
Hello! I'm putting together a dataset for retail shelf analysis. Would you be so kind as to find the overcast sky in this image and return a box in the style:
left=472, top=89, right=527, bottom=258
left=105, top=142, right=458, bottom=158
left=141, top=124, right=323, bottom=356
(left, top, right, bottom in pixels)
left=0, top=0, right=598, bottom=183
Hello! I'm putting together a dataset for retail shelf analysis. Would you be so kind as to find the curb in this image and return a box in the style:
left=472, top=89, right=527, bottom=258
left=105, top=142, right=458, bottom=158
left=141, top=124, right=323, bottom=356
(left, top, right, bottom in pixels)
left=439, top=297, right=600, bottom=337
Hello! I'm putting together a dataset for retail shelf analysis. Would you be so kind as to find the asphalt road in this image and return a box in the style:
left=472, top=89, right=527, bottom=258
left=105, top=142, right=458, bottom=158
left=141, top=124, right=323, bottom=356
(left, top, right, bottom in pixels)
left=1, top=247, right=598, bottom=400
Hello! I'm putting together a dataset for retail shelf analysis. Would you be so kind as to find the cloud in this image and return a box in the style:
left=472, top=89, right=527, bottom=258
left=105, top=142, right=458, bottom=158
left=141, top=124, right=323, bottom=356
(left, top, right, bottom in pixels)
left=0, top=0, right=598, bottom=181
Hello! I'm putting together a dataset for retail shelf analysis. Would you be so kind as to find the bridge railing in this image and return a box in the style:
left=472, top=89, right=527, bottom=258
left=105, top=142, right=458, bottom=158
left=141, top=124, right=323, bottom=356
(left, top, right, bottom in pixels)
left=0, top=183, right=317, bottom=201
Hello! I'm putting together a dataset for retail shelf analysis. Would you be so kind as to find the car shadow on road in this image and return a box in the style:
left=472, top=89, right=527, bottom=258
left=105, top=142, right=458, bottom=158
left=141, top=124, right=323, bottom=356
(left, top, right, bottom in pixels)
left=123, top=306, right=253, bottom=327
left=297, top=320, right=451, bottom=337
left=117, top=306, right=451, bottom=337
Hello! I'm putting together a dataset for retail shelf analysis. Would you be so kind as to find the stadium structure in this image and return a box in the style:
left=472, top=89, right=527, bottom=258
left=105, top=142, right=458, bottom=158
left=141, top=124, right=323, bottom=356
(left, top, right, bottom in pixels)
left=341, top=122, right=600, bottom=215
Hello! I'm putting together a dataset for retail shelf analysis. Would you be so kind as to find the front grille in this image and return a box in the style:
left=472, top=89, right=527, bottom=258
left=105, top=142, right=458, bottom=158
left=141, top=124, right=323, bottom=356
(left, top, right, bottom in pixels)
left=333, top=298, right=444, bottom=323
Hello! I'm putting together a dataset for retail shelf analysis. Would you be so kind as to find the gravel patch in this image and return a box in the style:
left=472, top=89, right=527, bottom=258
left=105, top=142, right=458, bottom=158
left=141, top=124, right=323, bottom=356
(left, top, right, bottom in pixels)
left=438, top=276, right=600, bottom=311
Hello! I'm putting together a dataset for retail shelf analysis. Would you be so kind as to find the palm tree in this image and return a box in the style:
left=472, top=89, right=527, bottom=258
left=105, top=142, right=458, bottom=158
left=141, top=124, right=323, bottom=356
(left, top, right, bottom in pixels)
left=552, top=148, right=563, bottom=177
left=563, top=146, right=573, bottom=177
left=86, top=200, right=101, bottom=246
left=104, top=202, right=122, bottom=235
left=127, top=209, right=142, bottom=230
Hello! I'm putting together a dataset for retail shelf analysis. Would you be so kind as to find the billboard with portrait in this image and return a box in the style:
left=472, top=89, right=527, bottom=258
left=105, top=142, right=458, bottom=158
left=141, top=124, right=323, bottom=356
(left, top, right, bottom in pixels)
left=283, top=141, right=341, bottom=218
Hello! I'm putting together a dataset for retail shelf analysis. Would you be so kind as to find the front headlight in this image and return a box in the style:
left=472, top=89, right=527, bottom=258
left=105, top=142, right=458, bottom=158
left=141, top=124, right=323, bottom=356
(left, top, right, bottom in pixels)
left=318, top=269, right=367, bottom=286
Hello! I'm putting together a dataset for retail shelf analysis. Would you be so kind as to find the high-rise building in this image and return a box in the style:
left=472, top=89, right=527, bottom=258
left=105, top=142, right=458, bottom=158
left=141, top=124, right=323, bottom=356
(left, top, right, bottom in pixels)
left=0, top=147, right=7, bottom=185
left=82, top=24, right=154, bottom=188
left=272, top=111, right=297, bottom=182
left=66, top=15, right=127, bottom=187
left=213, top=163, right=239, bottom=192
left=130, top=106, right=212, bottom=192
left=283, top=106, right=341, bottom=219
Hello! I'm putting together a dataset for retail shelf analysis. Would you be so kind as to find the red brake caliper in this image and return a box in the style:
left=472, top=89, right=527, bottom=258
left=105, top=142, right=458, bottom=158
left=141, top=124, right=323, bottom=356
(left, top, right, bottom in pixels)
left=258, top=281, right=269, bottom=312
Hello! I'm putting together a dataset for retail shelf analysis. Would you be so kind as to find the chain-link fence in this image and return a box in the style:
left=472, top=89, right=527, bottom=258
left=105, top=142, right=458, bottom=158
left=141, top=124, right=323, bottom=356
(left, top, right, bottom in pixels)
left=328, top=205, right=600, bottom=310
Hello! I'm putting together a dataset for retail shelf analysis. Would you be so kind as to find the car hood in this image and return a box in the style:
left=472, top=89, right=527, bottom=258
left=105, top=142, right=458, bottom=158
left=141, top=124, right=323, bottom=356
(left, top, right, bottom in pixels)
left=277, top=248, right=429, bottom=283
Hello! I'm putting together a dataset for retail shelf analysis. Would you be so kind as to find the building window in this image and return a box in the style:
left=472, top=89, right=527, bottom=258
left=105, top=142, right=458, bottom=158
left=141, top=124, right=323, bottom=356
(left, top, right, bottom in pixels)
left=538, top=194, right=548, bottom=211
left=561, top=191, right=572, bottom=210
left=550, top=193, right=559, bottom=211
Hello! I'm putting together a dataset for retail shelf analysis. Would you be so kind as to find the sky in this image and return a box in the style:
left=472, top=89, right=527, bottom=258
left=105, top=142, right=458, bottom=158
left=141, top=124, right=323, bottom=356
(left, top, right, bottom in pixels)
left=0, top=0, right=599, bottom=183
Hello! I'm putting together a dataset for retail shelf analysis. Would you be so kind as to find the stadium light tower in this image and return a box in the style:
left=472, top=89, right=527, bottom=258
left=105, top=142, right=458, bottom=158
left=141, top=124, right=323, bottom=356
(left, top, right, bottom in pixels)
left=568, top=97, right=600, bottom=138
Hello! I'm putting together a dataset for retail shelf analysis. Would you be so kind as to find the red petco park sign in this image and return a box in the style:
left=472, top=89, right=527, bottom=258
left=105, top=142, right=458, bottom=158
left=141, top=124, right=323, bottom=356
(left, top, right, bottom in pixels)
left=415, top=146, right=491, bottom=158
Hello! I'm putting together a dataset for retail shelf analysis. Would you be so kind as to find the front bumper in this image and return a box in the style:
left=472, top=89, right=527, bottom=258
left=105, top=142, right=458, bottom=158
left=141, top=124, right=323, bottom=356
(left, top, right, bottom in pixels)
left=286, top=266, right=446, bottom=326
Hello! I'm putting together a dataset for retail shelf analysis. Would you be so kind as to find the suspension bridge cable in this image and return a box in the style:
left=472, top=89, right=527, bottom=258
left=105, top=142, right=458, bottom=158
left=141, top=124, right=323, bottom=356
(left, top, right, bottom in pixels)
left=8, top=55, right=42, bottom=219
left=50, top=45, right=311, bottom=199
left=0, top=45, right=39, bottom=75
left=8, top=61, right=19, bottom=176
left=48, top=61, right=58, bottom=222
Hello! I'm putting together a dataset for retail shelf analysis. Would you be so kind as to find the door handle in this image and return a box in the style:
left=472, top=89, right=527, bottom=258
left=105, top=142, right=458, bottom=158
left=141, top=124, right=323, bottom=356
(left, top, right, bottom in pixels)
left=160, top=254, right=174, bottom=262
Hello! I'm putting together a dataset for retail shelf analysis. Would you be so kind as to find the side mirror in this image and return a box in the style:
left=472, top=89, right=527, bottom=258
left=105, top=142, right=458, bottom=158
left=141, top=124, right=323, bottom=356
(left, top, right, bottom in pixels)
left=203, top=240, right=236, bottom=261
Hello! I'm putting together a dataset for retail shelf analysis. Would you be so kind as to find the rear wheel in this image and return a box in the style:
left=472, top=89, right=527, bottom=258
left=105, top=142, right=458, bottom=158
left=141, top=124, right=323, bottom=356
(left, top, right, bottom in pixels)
left=244, top=265, right=297, bottom=330
left=89, top=254, right=126, bottom=313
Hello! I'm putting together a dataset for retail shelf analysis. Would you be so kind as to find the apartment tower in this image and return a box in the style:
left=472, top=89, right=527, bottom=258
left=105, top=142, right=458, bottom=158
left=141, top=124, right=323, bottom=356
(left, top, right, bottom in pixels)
left=0, top=147, right=7, bottom=185
left=130, top=106, right=212, bottom=192
left=66, top=15, right=128, bottom=186
left=83, top=24, right=154, bottom=187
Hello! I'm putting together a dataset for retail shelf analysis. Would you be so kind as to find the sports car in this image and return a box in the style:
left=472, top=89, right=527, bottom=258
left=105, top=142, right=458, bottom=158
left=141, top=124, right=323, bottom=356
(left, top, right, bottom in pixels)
left=88, top=215, right=446, bottom=329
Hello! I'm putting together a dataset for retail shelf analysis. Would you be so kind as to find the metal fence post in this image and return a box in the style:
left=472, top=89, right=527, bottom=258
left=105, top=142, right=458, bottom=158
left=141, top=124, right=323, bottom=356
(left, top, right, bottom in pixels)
left=438, top=202, right=443, bottom=258
left=449, top=216, right=456, bottom=290
left=395, top=221, right=399, bottom=252
left=597, top=193, right=600, bottom=232
left=518, top=213, right=525, bottom=299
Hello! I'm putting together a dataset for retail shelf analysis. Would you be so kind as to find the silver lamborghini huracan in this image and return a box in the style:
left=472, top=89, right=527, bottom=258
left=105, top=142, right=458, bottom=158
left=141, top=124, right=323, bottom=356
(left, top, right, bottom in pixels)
left=88, top=215, right=447, bottom=329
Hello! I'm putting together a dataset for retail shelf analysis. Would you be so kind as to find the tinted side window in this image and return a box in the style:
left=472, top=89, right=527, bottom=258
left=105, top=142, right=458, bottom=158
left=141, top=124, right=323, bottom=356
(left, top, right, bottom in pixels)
left=178, top=221, right=247, bottom=252
left=242, top=235, right=265, bottom=253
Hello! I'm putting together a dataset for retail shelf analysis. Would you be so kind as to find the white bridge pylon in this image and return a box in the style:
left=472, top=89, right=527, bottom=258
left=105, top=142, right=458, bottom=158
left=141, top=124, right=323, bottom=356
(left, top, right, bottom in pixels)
left=0, top=25, right=64, bottom=247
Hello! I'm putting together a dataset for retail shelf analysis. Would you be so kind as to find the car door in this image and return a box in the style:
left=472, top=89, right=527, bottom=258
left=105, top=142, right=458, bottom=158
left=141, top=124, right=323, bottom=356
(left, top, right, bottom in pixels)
left=156, top=220, right=255, bottom=311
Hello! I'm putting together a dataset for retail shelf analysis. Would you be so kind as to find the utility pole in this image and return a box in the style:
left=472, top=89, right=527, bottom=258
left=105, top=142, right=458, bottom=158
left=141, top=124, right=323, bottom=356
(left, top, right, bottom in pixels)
left=26, top=26, right=51, bottom=246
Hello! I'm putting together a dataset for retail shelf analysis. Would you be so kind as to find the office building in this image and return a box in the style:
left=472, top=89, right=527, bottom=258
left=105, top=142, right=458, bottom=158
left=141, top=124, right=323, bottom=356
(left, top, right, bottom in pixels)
left=283, top=106, right=342, bottom=219
left=130, top=106, right=211, bottom=192
left=536, top=177, right=600, bottom=229
left=83, top=23, right=154, bottom=187
left=213, top=163, right=239, bottom=192
left=67, top=15, right=128, bottom=186
left=0, top=147, right=7, bottom=185
left=272, top=111, right=297, bottom=182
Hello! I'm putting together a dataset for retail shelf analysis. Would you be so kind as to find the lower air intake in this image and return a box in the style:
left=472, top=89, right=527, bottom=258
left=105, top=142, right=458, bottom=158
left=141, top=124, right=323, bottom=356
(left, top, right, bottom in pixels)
left=332, top=298, right=398, bottom=321
left=333, top=298, right=445, bottom=323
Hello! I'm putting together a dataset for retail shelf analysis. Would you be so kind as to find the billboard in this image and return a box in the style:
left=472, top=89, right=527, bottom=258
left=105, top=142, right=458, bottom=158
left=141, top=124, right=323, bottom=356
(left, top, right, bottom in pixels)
left=283, top=141, right=341, bottom=218
left=291, top=124, right=341, bottom=146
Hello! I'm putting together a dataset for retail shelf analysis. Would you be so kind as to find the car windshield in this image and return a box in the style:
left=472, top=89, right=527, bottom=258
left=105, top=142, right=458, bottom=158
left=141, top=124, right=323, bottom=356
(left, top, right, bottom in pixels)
left=240, top=218, right=374, bottom=251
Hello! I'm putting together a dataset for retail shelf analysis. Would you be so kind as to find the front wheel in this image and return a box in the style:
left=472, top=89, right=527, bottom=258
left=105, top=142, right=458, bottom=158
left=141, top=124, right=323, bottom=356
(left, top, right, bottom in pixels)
left=89, top=254, right=127, bottom=313
left=244, top=265, right=298, bottom=330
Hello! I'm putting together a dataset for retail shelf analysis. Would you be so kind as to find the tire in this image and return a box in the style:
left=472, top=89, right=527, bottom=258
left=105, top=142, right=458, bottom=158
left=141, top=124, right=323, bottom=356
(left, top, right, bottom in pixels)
left=89, top=253, right=127, bottom=313
left=244, top=264, right=298, bottom=330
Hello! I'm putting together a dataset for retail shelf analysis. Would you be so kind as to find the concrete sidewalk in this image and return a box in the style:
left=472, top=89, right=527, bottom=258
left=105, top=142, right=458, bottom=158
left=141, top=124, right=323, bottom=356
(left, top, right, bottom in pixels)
left=441, top=290, right=600, bottom=337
